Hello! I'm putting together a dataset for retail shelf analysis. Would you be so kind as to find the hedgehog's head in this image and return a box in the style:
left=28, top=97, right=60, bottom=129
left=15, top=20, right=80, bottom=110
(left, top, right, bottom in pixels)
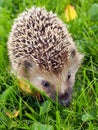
left=18, top=47, right=83, bottom=107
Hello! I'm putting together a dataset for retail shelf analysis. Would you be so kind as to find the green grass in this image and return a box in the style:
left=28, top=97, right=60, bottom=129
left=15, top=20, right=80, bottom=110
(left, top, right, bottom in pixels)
left=0, top=0, right=98, bottom=129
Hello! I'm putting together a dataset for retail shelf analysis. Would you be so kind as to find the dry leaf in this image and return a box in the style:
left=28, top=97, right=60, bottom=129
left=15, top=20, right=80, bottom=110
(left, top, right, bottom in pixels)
left=6, top=110, right=19, bottom=118
left=65, top=5, right=77, bottom=22
left=18, top=79, right=32, bottom=94
left=18, top=79, right=41, bottom=100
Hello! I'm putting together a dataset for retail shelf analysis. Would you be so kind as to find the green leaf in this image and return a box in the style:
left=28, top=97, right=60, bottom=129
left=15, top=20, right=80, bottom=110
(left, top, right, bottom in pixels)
left=31, top=122, right=54, bottom=130
left=40, top=101, right=51, bottom=115
left=81, top=113, right=94, bottom=122
left=56, top=110, right=61, bottom=130
left=0, top=124, right=6, bottom=130
left=88, top=3, right=98, bottom=21
left=0, top=45, right=4, bottom=68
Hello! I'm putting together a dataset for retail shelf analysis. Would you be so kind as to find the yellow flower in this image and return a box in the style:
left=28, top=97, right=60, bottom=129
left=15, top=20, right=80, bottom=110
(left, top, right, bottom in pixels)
left=65, top=5, right=77, bottom=22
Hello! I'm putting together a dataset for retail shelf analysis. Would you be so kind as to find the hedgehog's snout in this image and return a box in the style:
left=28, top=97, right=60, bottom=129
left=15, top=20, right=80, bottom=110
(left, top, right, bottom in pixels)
left=58, top=88, right=72, bottom=107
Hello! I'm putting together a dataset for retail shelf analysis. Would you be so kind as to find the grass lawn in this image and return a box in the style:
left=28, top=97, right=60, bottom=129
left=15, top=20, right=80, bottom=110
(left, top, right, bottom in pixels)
left=0, top=0, right=98, bottom=129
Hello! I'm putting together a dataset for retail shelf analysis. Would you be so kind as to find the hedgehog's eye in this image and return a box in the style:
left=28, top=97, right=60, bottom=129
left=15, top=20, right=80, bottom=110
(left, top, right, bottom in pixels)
left=42, top=80, right=50, bottom=88
left=68, top=71, right=71, bottom=80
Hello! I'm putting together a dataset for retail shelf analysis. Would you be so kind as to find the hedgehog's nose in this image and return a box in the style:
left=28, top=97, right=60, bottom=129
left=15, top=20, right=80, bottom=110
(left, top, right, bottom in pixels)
left=59, top=90, right=72, bottom=107
left=60, top=100, right=71, bottom=107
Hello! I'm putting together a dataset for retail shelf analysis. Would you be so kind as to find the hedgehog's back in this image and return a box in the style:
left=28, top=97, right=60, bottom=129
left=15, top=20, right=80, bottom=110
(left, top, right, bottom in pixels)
left=8, top=7, right=75, bottom=73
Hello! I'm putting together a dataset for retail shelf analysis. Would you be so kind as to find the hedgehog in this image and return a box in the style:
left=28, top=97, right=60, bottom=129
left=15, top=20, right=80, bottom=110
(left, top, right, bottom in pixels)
left=7, top=6, right=83, bottom=106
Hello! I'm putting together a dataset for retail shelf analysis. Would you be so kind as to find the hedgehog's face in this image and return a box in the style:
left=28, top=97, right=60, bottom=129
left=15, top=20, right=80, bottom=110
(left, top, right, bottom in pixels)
left=22, top=52, right=83, bottom=107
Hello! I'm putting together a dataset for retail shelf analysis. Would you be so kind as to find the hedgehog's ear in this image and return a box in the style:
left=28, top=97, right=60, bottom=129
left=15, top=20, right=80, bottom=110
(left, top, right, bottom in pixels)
left=23, top=60, right=33, bottom=70
left=70, top=49, right=84, bottom=61
left=70, top=49, right=76, bottom=58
